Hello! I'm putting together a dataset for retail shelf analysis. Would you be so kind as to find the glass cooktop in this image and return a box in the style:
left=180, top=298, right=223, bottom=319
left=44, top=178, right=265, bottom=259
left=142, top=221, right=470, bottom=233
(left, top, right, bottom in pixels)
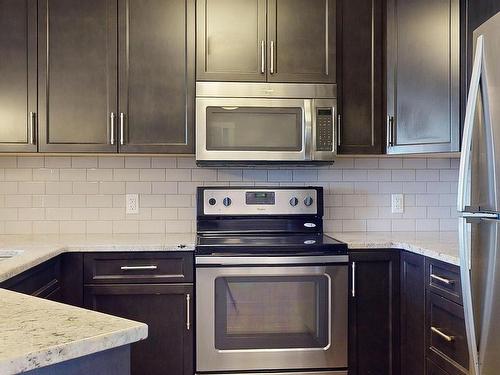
left=196, top=233, right=347, bottom=255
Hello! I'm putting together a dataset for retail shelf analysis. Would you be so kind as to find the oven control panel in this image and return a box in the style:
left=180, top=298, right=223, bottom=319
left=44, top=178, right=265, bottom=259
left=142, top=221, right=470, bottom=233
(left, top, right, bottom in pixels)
left=203, top=189, right=318, bottom=215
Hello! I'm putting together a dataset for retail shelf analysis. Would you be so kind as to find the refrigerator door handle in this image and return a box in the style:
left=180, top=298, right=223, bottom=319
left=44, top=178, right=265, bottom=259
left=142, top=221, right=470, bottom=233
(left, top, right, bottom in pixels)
left=458, top=35, right=485, bottom=213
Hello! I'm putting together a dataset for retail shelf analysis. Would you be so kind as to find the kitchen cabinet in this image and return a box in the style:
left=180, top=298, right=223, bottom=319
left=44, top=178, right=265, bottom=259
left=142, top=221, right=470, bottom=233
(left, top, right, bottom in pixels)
left=196, top=0, right=336, bottom=83
left=349, top=249, right=400, bottom=375
left=386, top=0, right=460, bottom=154
left=337, top=0, right=383, bottom=154
left=267, top=0, right=336, bottom=83
left=84, top=284, right=193, bottom=375
left=1, top=257, right=62, bottom=301
left=0, top=0, right=37, bottom=152
left=118, top=0, right=195, bottom=153
left=400, top=251, right=426, bottom=375
left=196, top=0, right=266, bottom=82
left=83, top=252, right=194, bottom=375
left=37, top=0, right=118, bottom=152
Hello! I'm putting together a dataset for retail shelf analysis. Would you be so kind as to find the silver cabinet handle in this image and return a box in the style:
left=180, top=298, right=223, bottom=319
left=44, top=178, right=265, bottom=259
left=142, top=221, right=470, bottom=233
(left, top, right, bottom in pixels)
left=120, top=265, right=158, bottom=271
left=431, top=326, right=455, bottom=342
left=29, top=112, right=36, bottom=145
left=110, top=113, right=116, bottom=145
left=387, top=115, right=395, bottom=147
left=430, top=274, right=454, bottom=285
left=260, top=40, right=265, bottom=74
left=351, top=261, right=356, bottom=297
left=119, top=113, right=125, bottom=145
left=270, top=40, right=275, bottom=74
left=337, top=114, right=342, bottom=147
left=186, top=293, right=191, bottom=330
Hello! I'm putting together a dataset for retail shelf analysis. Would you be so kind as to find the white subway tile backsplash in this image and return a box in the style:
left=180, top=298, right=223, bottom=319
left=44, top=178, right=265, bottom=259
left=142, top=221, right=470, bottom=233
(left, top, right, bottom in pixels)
left=0, top=156, right=459, bottom=234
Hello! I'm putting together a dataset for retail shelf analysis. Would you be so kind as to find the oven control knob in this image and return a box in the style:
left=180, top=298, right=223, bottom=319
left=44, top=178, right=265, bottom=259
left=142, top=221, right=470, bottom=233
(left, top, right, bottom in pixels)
left=208, top=198, right=217, bottom=206
left=304, top=196, right=314, bottom=206
left=223, top=197, right=232, bottom=207
left=289, top=197, right=299, bottom=207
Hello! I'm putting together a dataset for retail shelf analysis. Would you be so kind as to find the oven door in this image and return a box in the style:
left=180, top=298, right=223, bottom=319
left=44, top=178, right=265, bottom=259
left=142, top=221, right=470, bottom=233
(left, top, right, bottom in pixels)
left=196, top=97, right=311, bottom=162
left=196, top=262, right=348, bottom=372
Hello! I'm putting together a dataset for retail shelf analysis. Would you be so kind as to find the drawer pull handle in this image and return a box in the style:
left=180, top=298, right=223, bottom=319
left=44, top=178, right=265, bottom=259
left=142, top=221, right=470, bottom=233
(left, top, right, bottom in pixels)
left=120, top=265, right=158, bottom=271
left=431, top=274, right=454, bottom=285
left=431, top=326, right=455, bottom=342
left=186, top=293, right=191, bottom=330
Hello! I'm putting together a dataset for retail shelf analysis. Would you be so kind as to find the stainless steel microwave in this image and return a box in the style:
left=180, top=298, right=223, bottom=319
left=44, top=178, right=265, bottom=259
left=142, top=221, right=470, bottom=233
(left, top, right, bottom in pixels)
left=196, top=82, right=337, bottom=165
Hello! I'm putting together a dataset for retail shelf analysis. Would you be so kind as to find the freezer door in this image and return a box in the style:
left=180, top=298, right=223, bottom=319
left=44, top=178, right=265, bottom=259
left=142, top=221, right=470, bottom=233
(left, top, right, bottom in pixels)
left=460, top=217, right=500, bottom=375
left=458, top=13, right=500, bottom=214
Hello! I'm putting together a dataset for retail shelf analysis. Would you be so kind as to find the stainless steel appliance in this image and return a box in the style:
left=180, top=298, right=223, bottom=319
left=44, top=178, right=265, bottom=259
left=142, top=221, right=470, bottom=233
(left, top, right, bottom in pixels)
left=195, top=187, right=348, bottom=375
left=196, top=82, right=337, bottom=165
left=458, top=11, right=500, bottom=375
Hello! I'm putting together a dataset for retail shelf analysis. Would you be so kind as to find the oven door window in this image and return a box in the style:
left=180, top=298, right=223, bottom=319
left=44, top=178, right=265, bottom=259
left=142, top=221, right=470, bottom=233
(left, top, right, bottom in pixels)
left=206, top=107, right=303, bottom=151
left=214, top=275, right=329, bottom=350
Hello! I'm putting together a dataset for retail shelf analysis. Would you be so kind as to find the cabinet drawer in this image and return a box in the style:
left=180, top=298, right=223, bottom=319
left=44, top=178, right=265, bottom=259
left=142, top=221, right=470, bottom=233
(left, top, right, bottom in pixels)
left=84, top=252, right=193, bottom=284
left=426, top=258, right=462, bottom=305
left=427, top=292, right=468, bottom=373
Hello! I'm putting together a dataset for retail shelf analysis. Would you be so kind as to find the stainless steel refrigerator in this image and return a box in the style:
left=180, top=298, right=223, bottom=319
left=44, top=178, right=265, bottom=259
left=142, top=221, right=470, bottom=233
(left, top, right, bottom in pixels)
left=458, top=10, right=500, bottom=375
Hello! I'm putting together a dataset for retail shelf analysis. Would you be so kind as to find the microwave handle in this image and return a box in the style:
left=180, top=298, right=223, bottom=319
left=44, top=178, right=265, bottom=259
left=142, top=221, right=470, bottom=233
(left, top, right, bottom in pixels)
left=304, top=100, right=313, bottom=160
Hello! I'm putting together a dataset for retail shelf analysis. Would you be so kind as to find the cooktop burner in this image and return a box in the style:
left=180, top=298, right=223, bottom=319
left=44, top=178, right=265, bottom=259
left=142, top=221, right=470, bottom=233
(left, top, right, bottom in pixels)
left=196, top=233, right=347, bottom=255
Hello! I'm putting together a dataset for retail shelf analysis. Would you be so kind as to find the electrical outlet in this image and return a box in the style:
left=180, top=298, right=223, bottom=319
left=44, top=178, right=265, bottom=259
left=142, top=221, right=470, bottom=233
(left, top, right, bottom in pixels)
left=391, top=194, right=404, bottom=214
left=126, top=194, right=139, bottom=214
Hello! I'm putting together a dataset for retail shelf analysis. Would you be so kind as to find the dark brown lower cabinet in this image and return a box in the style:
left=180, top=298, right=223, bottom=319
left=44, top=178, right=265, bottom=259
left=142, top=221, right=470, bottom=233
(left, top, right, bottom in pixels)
left=84, top=283, right=193, bottom=375
left=401, top=251, right=426, bottom=375
left=428, top=358, right=453, bottom=375
left=0, top=257, right=62, bottom=301
left=349, top=249, right=400, bottom=375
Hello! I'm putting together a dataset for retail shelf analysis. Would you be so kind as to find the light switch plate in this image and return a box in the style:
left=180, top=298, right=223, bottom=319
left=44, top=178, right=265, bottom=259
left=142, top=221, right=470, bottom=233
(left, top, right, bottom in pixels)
left=126, top=194, right=139, bottom=214
left=391, top=194, right=404, bottom=214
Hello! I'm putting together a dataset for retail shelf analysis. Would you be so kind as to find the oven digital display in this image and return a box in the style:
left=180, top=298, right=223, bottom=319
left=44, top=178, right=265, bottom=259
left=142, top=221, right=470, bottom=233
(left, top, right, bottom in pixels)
left=246, top=191, right=275, bottom=205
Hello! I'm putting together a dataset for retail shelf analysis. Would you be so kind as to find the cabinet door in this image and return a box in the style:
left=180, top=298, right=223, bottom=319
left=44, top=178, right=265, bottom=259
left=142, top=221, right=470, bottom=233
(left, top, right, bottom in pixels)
left=386, top=0, right=460, bottom=154
left=0, top=0, right=37, bottom=152
left=267, top=0, right=336, bottom=83
left=349, top=250, right=400, bottom=375
left=401, top=251, right=426, bottom=375
left=84, top=284, right=193, bottom=375
left=196, top=0, right=267, bottom=82
left=38, top=0, right=118, bottom=152
left=338, top=0, right=383, bottom=154
left=118, top=0, right=195, bottom=153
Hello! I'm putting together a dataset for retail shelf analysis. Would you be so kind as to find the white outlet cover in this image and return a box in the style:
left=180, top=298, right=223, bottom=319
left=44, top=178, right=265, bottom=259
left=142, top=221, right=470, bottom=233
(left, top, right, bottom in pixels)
left=126, top=194, right=139, bottom=214
left=391, top=194, right=404, bottom=214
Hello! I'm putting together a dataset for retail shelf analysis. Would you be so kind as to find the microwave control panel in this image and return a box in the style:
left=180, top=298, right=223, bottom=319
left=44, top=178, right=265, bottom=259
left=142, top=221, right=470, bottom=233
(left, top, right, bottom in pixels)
left=316, top=108, right=333, bottom=151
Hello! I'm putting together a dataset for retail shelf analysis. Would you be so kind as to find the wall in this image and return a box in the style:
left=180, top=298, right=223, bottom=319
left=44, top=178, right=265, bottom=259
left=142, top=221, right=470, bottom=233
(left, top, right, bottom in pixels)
left=0, top=156, right=459, bottom=235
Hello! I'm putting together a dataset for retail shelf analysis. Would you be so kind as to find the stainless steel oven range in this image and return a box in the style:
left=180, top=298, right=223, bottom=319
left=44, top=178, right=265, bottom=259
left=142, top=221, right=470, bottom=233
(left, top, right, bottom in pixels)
left=195, top=187, right=348, bottom=375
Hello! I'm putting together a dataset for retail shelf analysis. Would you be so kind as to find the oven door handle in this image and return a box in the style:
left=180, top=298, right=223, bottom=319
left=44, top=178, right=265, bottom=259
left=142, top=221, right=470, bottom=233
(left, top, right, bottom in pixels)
left=195, top=255, right=348, bottom=266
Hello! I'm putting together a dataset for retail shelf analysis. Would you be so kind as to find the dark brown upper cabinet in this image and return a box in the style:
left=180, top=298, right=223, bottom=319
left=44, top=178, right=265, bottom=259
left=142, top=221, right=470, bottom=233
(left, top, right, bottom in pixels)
left=386, top=0, right=460, bottom=154
left=118, top=0, right=195, bottom=153
left=0, top=0, right=37, bottom=152
left=267, top=0, right=336, bottom=83
left=196, top=0, right=267, bottom=82
left=337, top=0, right=383, bottom=154
left=197, top=0, right=336, bottom=83
left=38, top=0, right=118, bottom=153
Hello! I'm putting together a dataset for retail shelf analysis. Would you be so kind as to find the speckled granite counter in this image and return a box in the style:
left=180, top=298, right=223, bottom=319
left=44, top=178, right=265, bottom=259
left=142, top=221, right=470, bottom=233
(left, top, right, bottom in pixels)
left=330, top=231, right=460, bottom=265
left=0, top=289, right=147, bottom=375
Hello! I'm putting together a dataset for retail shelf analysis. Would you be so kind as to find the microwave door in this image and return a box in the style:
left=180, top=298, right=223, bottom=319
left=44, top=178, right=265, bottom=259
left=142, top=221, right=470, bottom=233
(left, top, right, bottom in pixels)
left=196, top=98, right=309, bottom=162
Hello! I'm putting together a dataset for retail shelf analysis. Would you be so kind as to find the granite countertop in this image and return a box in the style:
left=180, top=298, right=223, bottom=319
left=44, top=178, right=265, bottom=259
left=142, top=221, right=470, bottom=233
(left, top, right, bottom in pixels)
left=0, top=289, right=147, bottom=375
left=331, top=231, right=460, bottom=265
